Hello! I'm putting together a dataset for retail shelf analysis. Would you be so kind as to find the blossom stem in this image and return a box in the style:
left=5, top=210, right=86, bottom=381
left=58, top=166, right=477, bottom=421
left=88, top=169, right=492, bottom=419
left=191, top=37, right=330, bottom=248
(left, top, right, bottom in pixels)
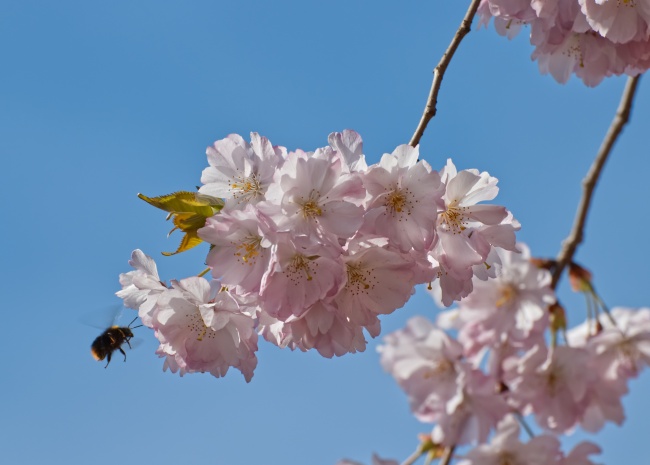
left=551, top=75, right=641, bottom=290
left=514, top=411, right=535, bottom=439
left=400, top=448, right=424, bottom=465
left=409, top=0, right=481, bottom=147
left=197, top=267, right=211, bottom=278
left=439, top=445, right=456, bottom=465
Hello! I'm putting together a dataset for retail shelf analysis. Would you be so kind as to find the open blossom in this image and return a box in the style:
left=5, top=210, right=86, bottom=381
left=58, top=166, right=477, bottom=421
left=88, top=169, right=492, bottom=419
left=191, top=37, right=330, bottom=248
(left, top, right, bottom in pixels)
left=504, top=343, right=625, bottom=433
left=259, top=233, right=346, bottom=320
left=260, top=300, right=369, bottom=357
left=560, top=442, right=602, bottom=465
left=379, top=316, right=466, bottom=422
left=198, top=204, right=274, bottom=294
left=154, top=277, right=259, bottom=382
left=456, top=243, right=554, bottom=354
left=431, top=369, right=509, bottom=446
left=327, top=129, right=368, bottom=173
left=116, top=249, right=168, bottom=327
left=567, top=307, right=650, bottom=379
left=457, top=415, right=562, bottom=465
left=579, top=0, right=650, bottom=44
left=263, top=149, right=366, bottom=244
left=361, top=144, right=444, bottom=253
left=335, top=241, right=416, bottom=328
left=427, top=159, right=519, bottom=305
left=199, top=132, right=285, bottom=207
left=479, top=0, right=650, bottom=85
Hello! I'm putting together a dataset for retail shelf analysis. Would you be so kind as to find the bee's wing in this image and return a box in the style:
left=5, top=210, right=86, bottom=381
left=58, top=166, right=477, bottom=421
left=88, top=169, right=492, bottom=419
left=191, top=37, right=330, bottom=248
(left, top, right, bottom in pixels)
left=79, top=304, right=124, bottom=330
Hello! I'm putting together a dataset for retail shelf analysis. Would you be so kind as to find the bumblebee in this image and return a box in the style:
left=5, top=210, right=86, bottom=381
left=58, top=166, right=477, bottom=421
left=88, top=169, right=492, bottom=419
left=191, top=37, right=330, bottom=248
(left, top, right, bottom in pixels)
left=91, top=317, right=142, bottom=368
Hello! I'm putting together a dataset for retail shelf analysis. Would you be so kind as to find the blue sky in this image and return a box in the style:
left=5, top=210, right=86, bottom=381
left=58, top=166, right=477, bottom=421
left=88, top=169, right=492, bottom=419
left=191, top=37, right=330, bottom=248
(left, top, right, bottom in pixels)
left=2, top=1, right=649, bottom=464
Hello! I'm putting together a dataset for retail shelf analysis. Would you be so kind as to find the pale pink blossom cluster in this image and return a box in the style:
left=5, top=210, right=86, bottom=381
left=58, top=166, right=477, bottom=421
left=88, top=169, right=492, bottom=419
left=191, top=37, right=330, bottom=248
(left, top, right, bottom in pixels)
left=478, top=0, right=650, bottom=85
left=379, top=243, right=650, bottom=460
left=116, top=130, right=518, bottom=381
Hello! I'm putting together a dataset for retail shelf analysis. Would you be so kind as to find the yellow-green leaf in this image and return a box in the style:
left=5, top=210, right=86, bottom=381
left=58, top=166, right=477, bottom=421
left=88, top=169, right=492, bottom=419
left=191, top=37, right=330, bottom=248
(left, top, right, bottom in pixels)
left=138, top=191, right=224, bottom=256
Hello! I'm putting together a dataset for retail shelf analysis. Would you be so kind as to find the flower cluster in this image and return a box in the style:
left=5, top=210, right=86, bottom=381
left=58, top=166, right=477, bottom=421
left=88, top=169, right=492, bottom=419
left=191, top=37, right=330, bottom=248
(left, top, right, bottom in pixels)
left=116, top=130, right=518, bottom=381
left=379, top=243, right=650, bottom=461
left=478, top=0, right=650, bottom=85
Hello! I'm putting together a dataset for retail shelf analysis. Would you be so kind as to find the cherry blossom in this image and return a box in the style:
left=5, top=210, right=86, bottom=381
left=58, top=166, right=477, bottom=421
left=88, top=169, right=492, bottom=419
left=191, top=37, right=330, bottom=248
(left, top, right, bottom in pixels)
left=263, top=149, right=366, bottom=244
left=260, top=301, right=369, bottom=357
left=154, top=276, right=259, bottom=382
left=198, top=204, right=275, bottom=294
left=456, top=415, right=562, bottom=465
left=431, top=369, right=509, bottom=446
left=568, top=307, right=650, bottom=379
left=378, top=316, right=466, bottom=422
left=504, top=345, right=580, bottom=431
left=259, top=233, right=346, bottom=320
left=479, top=0, right=650, bottom=85
left=335, top=242, right=417, bottom=328
left=116, top=249, right=169, bottom=327
left=456, top=243, right=554, bottom=354
left=361, top=144, right=444, bottom=253
left=199, top=132, right=285, bottom=207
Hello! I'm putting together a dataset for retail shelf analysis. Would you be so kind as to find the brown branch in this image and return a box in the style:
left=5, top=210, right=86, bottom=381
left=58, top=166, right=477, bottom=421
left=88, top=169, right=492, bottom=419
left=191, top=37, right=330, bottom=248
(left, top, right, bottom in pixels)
left=409, top=0, right=481, bottom=147
left=551, top=75, right=641, bottom=289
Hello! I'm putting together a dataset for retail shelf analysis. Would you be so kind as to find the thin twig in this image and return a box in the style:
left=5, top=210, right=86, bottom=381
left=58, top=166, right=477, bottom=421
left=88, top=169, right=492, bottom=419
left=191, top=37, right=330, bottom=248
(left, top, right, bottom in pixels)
left=514, top=411, right=535, bottom=439
left=551, top=75, right=641, bottom=289
left=400, top=448, right=424, bottom=465
left=439, top=445, right=456, bottom=465
left=409, top=0, right=481, bottom=147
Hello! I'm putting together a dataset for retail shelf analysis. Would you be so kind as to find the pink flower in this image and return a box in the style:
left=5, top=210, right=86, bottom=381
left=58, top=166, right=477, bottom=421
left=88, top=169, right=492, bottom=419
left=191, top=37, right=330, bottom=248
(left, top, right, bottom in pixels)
left=481, top=0, right=650, bottom=85
left=434, top=159, right=518, bottom=274
left=431, top=369, right=509, bottom=446
left=199, top=132, right=285, bottom=207
left=198, top=204, right=274, bottom=294
left=568, top=307, right=650, bottom=379
left=154, top=277, right=258, bottom=382
left=559, top=442, right=602, bottom=465
left=261, top=301, right=369, bottom=357
left=327, top=129, right=368, bottom=173
left=335, top=242, right=416, bottom=327
left=115, top=249, right=169, bottom=327
left=361, top=144, right=444, bottom=252
left=504, top=345, right=586, bottom=432
left=456, top=243, right=554, bottom=354
left=579, top=0, right=650, bottom=44
left=378, top=316, right=466, bottom=422
left=259, top=233, right=346, bottom=320
left=457, top=415, right=562, bottom=465
left=264, top=149, right=366, bottom=244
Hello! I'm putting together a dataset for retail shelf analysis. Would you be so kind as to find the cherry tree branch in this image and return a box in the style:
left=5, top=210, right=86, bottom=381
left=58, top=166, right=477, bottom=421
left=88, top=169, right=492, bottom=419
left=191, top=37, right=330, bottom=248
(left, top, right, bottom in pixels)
left=551, top=75, right=641, bottom=289
left=409, top=0, right=481, bottom=147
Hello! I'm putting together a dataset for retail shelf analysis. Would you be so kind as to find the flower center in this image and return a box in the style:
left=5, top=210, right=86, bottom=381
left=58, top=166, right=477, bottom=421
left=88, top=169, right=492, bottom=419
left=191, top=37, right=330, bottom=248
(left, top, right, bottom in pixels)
left=423, top=358, right=454, bottom=379
left=233, top=235, right=262, bottom=264
left=346, top=263, right=372, bottom=293
left=300, top=190, right=323, bottom=218
left=385, top=186, right=413, bottom=216
left=439, top=202, right=468, bottom=234
left=287, top=254, right=314, bottom=282
left=230, top=173, right=262, bottom=202
left=186, top=310, right=213, bottom=342
left=496, top=284, right=518, bottom=308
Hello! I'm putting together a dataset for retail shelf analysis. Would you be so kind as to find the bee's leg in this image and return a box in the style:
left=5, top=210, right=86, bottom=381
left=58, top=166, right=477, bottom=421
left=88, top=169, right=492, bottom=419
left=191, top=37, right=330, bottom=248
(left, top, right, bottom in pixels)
left=104, top=351, right=112, bottom=369
left=125, top=338, right=133, bottom=350
left=119, top=346, right=127, bottom=362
